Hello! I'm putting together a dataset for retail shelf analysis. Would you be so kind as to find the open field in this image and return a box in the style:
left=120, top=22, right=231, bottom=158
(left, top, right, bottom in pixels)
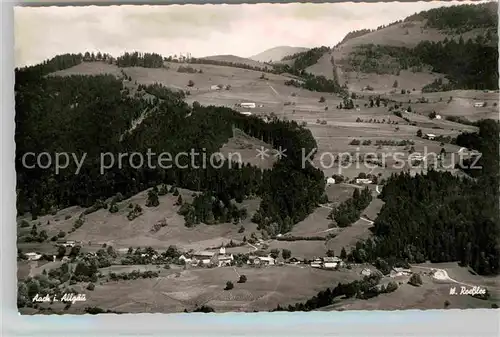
left=17, top=187, right=261, bottom=254
left=320, top=262, right=500, bottom=311
left=325, top=198, right=383, bottom=255
left=219, top=128, right=277, bottom=169
left=68, top=265, right=363, bottom=313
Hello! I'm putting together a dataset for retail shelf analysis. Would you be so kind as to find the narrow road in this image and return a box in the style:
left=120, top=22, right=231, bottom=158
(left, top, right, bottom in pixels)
left=268, top=84, right=280, bottom=97
left=411, top=265, right=483, bottom=288
left=246, top=243, right=258, bottom=252
left=359, top=217, right=374, bottom=225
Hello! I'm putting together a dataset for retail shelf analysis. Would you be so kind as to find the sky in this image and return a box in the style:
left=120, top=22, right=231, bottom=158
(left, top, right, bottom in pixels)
left=14, top=1, right=486, bottom=67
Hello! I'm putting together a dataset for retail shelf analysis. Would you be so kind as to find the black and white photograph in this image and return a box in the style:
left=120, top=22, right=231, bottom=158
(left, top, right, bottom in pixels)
left=14, top=1, right=499, bottom=315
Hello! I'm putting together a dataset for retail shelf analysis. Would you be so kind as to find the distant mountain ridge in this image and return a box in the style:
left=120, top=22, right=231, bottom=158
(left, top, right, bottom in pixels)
left=250, top=46, right=309, bottom=63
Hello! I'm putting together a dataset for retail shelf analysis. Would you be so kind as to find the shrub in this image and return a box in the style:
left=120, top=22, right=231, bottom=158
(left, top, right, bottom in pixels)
left=86, top=283, right=95, bottom=291
left=385, top=281, right=398, bottom=293
left=224, top=281, right=234, bottom=290
left=408, top=273, right=423, bottom=287
left=238, top=275, right=247, bottom=283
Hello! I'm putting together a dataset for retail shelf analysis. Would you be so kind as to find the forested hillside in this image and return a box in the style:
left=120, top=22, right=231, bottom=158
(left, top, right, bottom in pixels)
left=406, top=2, right=498, bottom=32
left=348, top=38, right=499, bottom=90
left=348, top=120, right=500, bottom=276
left=15, top=54, right=325, bottom=234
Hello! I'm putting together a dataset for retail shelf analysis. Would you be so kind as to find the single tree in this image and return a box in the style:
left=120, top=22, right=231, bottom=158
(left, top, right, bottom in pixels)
left=282, top=249, right=292, bottom=260
left=224, top=281, right=234, bottom=290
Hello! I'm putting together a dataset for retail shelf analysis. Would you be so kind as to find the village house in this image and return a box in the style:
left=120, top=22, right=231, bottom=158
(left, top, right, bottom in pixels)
left=474, top=102, right=485, bottom=108
left=252, top=256, right=275, bottom=266
left=425, top=133, right=436, bottom=140
left=240, top=111, right=252, bottom=116
left=390, top=267, right=412, bottom=277
left=192, top=251, right=217, bottom=266
left=435, top=114, right=442, bottom=120
left=240, top=102, right=256, bottom=109
left=288, top=257, right=301, bottom=265
left=210, top=84, right=222, bottom=91
left=322, top=257, right=344, bottom=269
left=326, top=177, right=336, bottom=185
left=310, top=258, right=323, bottom=268
left=361, top=268, right=372, bottom=276
left=179, top=254, right=192, bottom=264
left=216, top=246, right=234, bottom=267
left=57, top=240, right=76, bottom=247
left=355, top=178, right=372, bottom=184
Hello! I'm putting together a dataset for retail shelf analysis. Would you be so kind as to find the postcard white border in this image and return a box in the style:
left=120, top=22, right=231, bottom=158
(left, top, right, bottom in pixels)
left=2, top=1, right=499, bottom=336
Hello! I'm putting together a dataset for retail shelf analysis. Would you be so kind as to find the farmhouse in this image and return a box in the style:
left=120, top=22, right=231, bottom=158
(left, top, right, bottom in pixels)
left=57, top=240, right=76, bottom=247
left=210, top=85, right=221, bottom=91
left=425, top=133, right=436, bottom=140
left=216, top=246, right=234, bottom=267
left=326, top=177, right=336, bottom=185
left=322, top=256, right=344, bottom=269
left=310, top=258, right=323, bottom=268
left=474, top=102, right=485, bottom=107
left=218, top=255, right=234, bottom=267
left=253, top=256, right=275, bottom=265
left=240, top=102, right=256, bottom=109
left=25, top=252, right=42, bottom=261
left=435, top=114, right=442, bottom=120
left=288, top=257, right=301, bottom=265
left=361, top=268, right=372, bottom=276
left=240, top=111, right=252, bottom=116
left=179, top=255, right=192, bottom=264
left=192, top=251, right=217, bottom=265
left=355, top=178, right=372, bottom=184
left=390, top=267, right=412, bottom=277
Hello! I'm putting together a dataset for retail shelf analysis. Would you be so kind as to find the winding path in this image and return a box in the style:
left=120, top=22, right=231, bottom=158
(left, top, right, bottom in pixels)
left=411, top=265, right=484, bottom=288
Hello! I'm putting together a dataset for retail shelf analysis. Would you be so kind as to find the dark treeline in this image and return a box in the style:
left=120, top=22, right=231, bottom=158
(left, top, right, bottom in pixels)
left=338, top=29, right=373, bottom=45
left=185, top=57, right=273, bottom=73
left=350, top=38, right=498, bottom=90
left=15, top=61, right=325, bottom=233
left=347, top=120, right=499, bottom=276
left=15, top=54, right=84, bottom=89
left=328, top=187, right=372, bottom=227
left=280, top=46, right=330, bottom=67
left=116, top=52, right=164, bottom=68
left=406, top=2, right=498, bottom=32
left=178, top=192, right=248, bottom=227
left=273, top=46, right=345, bottom=95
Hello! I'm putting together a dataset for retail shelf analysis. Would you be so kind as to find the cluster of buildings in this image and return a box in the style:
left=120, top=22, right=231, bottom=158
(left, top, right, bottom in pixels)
left=309, top=256, right=345, bottom=269
left=179, top=246, right=235, bottom=268
left=210, top=84, right=231, bottom=91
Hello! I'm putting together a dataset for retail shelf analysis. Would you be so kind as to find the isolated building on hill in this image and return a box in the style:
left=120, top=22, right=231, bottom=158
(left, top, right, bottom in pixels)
left=473, top=102, right=485, bottom=107
left=25, top=252, right=42, bottom=261
left=425, top=133, right=436, bottom=140
left=361, top=268, right=372, bottom=276
left=240, top=111, right=252, bottom=116
left=240, top=102, right=256, bottom=109
left=355, top=178, right=372, bottom=184
left=326, top=177, right=336, bottom=185
left=390, top=267, right=412, bottom=277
